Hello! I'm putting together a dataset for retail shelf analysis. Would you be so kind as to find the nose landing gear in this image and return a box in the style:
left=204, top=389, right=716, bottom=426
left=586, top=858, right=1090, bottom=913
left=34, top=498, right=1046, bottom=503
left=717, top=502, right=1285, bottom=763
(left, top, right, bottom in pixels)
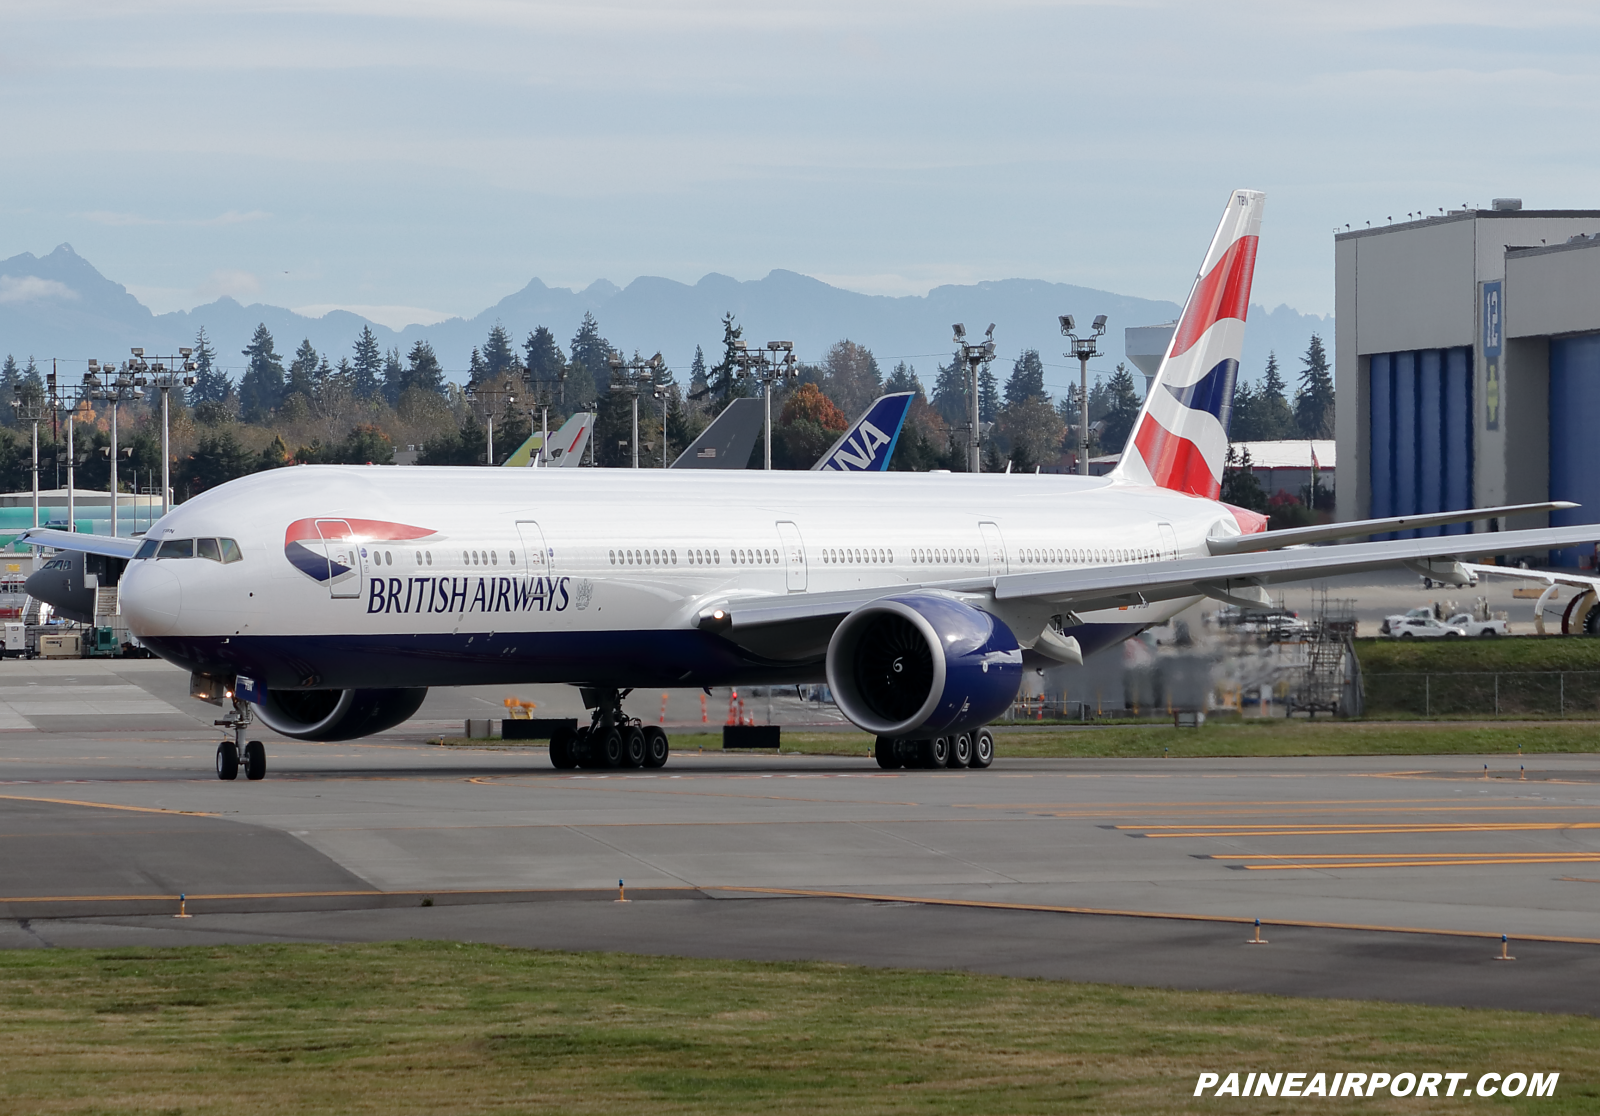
left=214, top=697, right=267, bottom=781
left=550, top=687, right=671, bottom=771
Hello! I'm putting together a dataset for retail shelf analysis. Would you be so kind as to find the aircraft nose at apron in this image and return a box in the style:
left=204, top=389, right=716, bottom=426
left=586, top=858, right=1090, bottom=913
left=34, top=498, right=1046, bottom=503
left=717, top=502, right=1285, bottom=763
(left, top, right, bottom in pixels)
left=123, top=563, right=182, bottom=636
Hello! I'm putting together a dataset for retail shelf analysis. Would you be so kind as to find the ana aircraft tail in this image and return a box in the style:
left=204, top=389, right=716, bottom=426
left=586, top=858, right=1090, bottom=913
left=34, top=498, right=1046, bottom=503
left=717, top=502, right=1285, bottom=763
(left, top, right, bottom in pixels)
left=1110, top=189, right=1264, bottom=498
left=813, top=392, right=914, bottom=471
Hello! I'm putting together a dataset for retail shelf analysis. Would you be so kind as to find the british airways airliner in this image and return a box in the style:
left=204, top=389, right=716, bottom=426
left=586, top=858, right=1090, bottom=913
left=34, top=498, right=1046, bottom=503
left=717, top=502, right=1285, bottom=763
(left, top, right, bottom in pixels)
left=27, top=190, right=1593, bottom=780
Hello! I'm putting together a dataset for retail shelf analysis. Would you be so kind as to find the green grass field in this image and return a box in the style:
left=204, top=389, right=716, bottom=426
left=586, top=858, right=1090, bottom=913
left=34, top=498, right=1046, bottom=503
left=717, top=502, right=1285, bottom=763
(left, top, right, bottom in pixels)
left=1355, top=636, right=1600, bottom=673
left=0, top=943, right=1592, bottom=1114
left=438, top=720, right=1599, bottom=759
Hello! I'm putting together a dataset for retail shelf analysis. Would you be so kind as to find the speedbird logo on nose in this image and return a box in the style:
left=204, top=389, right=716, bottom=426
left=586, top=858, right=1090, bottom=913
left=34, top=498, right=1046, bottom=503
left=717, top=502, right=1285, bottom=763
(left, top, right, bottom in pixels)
left=284, top=518, right=438, bottom=584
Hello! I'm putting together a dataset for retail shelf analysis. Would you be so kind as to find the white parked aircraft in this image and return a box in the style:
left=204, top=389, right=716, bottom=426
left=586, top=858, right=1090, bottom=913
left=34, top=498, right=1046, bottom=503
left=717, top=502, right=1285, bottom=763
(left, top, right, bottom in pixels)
left=24, top=189, right=1597, bottom=780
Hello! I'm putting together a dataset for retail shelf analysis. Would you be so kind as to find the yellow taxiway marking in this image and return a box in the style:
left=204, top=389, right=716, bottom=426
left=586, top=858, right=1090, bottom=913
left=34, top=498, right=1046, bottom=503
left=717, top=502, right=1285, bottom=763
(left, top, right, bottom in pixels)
left=1122, top=821, right=1600, bottom=838
left=1209, top=853, right=1600, bottom=870
left=712, top=886, right=1600, bottom=946
left=0, top=793, right=214, bottom=816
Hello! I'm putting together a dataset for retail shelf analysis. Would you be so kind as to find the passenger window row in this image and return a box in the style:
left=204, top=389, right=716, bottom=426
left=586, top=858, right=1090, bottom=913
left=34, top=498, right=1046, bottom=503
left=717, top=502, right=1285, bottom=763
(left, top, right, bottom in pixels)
left=823, top=547, right=894, bottom=565
left=134, top=537, right=243, bottom=563
left=909, top=548, right=974, bottom=565
left=612, top=548, right=677, bottom=567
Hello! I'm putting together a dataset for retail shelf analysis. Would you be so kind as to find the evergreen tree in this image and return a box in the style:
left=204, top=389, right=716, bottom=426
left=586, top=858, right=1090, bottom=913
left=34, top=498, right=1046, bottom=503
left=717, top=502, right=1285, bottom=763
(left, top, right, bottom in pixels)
left=1242, top=351, right=1295, bottom=440
left=688, top=345, right=708, bottom=398
left=182, top=428, right=255, bottom=495
left=1221, top=445, right=1269, bottom=511
left=402, top=340, right=446, bottom=399
left=238, top=324, right=285, bottom=421
left=350, top=325, right=383, bottom=400
left=978, top=364, right=1000, bottom=423
left=187, top=327, right=231, bottom=406
left=700, top=313, right=749, bottom=404
left=563, top=313, right=607, bottom=407
left=0, top=355, right=19, bottom=426
left=820, top=340, right=882, bottom=418
left=482, top=323, right=519, bottom=380
left=524, top=326, right=567, bottom=402
left=1294, top=334, right=1335, bottom=438
left=381, top=347, right=404, bottom=405
left=286, top=339, right=320, bottom=400
left=1003, top=349, right=1046, bottom=407
left=1098, top=363, right=1144, bottom=453
left=884, top=360, right=922, bottom=396
left=930, top=351, right=969, bottom=429
left=1229, top=379, right=1262, bottom=440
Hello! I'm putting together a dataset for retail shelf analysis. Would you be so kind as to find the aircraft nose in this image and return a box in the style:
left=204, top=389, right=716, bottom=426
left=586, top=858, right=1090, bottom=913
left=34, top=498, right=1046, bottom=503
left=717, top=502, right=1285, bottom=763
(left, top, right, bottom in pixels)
left=121, top=562, right=182, bottom=637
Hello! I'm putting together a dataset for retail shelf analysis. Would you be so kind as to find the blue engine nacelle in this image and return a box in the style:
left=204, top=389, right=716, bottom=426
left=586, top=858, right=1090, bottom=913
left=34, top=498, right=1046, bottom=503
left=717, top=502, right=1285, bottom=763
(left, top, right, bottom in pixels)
left=825, top=593, right=1023, bottom=737
left=254, top=687, right=428, bottom=741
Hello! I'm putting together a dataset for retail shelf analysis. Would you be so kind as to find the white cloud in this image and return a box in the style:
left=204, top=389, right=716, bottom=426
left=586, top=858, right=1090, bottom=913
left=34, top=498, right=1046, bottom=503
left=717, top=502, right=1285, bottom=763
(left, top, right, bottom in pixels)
left=0, top=276, right=79, bottom=304
left=196, top=269, right=262, bottom=301
left=292, top=304, right=456, bottom=329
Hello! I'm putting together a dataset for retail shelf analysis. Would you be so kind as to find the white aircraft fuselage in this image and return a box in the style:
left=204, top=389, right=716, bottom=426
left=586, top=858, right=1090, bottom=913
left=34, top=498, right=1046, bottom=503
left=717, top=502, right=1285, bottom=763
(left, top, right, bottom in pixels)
left=119, top=464, right=1239, bottom=691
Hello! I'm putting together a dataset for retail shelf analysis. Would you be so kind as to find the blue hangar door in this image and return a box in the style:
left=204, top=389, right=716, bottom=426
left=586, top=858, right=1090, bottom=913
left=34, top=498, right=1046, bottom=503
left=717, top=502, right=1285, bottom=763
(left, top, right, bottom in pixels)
left=1368, top=347, right=1473, bottom=538
left=1549, top=333, right=1600, bottom=567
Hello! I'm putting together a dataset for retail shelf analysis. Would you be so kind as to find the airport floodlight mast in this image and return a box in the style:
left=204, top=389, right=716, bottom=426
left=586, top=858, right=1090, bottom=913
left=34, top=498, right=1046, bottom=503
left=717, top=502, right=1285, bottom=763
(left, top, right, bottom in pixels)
left=12, top=378, right=49, bottom=554
left=952, top=324, right=996, bottom=473
left=1060, top=313, right=1107, bottom=476
left=732, top=340, right=798, bottom=470
left=607, top=352, right=665, bottom=469
left=82, top=360, right=144, bottom=541
left=127, top=347, right=197, bottom=517
left=463, top=382, right=517, bottom=465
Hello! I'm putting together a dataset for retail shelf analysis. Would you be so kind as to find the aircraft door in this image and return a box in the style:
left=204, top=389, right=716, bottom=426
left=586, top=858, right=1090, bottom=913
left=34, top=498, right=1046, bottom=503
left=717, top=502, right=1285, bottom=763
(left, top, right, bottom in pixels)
left=1158, top=522, right=1178, bottom=561
left=776, top=521, right=807, bottom=592
left=979, top=522, right=1009, bottom=575
left=515, top=521, right=551, bottom=575
left=315, top=519, right=362, bottom=598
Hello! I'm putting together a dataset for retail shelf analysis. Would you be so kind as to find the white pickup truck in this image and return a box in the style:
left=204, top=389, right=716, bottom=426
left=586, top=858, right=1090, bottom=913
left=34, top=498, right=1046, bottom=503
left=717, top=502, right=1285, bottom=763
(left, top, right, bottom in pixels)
left=1383, top=615, right=1468, bottom=639
left=1447, top=613, right=1511, bottom=638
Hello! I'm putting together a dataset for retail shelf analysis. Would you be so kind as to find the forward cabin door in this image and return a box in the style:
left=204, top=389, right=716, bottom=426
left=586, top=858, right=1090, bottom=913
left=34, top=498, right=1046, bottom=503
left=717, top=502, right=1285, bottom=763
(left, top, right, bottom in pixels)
left=979, top=522, right=1009, bottom=576
left=315, top=519, right=362, bottom=598
left=515, top=521, right=551, bottom=576
left=1158, top=522, right=1179, bottom=561
left=776, top=521, right=807, bottom=592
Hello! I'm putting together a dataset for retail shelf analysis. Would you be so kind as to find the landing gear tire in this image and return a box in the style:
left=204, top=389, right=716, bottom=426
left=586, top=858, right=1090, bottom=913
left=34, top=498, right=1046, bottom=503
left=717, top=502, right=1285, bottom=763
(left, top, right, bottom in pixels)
left=622, top=726, right=647, bottom=768
left=950, top=732, right=972, bottom=768
left=216, top=742, right=239, bottom=781
left=599, top=727, right=625, bottom=768
left=642, top=726, right=670, bottom=768
left=874, top=736, right=901, bottom=769
left=920, top=736, right=950, bottom=769
left=549, top=727, right=579, bottom=770
left=970, top=728, right=994, bottom=769
left=243, top=740, right=266, bottom=781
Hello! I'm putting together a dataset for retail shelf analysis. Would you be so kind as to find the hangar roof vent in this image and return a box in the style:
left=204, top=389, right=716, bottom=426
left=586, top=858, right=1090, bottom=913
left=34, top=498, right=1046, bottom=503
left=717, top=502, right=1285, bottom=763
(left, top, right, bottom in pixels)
left=1492, top=198, right=1523, bottom=211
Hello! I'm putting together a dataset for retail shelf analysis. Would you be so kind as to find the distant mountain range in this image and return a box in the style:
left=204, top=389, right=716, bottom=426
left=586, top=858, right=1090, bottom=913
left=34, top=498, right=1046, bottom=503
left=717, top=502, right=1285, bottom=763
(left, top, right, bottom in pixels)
left=0, top=244, right=1332, bottom=395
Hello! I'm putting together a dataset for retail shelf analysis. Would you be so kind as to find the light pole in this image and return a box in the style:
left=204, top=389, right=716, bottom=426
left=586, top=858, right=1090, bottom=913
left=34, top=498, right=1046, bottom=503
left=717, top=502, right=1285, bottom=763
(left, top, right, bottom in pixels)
left=83, top=360, right=143, bottom=540
left=127, top=347, right=197, bottom=516
left=12, top=381, right=47, bottom=568
left=1060, top=314, right=1107, bottom=476
left=731, top=341, right=798, bottom=470
left=608, top=352, right=664, bottom=468
left=952, top=324, right=996, bottom=473
left=464, top=383, right=517, bottom=465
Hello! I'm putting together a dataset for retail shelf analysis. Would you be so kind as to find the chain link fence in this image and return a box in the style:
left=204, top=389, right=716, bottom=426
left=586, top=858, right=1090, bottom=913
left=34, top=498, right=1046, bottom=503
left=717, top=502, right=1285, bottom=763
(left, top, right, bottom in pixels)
left=1363, top=671, right=1600, bottom=718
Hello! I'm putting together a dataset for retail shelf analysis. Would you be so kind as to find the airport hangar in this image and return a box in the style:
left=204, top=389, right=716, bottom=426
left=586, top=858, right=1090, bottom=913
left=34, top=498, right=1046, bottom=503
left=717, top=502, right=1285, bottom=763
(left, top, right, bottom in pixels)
left=1333, top=200, right=1600, bottom=566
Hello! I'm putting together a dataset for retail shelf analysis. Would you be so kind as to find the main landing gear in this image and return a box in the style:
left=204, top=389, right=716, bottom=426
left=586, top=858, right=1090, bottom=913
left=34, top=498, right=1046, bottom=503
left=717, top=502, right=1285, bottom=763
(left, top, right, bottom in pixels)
left=549, top=687, right=670, bottom=772
left=874, top=728, right=994, bottom=771
left=215, top=697, right=267, bottom=781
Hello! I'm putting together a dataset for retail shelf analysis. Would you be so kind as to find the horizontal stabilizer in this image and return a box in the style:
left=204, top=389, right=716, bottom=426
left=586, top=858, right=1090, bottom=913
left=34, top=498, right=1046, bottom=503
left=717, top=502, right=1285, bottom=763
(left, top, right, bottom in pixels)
left=17, top=527, right=140, bottom=559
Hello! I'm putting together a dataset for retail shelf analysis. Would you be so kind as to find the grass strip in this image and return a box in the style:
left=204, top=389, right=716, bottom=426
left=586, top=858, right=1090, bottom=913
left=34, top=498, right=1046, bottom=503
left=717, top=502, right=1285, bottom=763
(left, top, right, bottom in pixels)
left=0, top=942, right=1594, bottom=1114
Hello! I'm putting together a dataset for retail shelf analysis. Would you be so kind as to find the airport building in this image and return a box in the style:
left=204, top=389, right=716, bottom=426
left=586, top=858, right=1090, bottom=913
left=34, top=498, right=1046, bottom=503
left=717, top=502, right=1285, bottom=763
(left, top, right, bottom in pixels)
left=1334, top=201, right=1600, bottom=564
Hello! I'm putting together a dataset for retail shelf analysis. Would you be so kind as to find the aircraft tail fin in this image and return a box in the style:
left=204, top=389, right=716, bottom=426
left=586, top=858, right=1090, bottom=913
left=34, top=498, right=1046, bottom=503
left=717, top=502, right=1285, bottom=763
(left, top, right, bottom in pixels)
left=813, top=392, right=914, bottom=471
left=503, top=411, right=594, bottom=467
left=671, top=397, right=765, bottom=469
left=1109, top=189, right=1265, bottom=497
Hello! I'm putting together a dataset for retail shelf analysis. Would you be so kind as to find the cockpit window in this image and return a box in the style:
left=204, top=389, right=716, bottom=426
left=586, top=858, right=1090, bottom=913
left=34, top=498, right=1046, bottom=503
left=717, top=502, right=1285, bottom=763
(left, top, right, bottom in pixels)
left=157, top=539, right=194, bottom=559
left=220, top=538, right=243, bottom=563
left=197, top=538, right=222, bottom=562
left=134, top=538, right=158, bottom=560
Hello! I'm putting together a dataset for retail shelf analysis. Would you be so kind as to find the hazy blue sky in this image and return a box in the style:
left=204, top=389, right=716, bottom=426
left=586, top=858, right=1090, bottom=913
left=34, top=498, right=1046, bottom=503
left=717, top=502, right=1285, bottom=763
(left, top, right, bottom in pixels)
left=3, top=1, right=1596, bottom=325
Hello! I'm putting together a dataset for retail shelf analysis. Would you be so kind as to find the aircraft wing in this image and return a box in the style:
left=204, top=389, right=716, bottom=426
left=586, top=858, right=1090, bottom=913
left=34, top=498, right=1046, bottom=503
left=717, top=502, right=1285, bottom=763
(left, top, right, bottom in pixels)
left=696, top=521, right=1600, bottom=657
left=671, top=397, right=764, bottom=469
left=812, top=392, right=914, bottom=471
left=17, top=528, right=141, bottom=559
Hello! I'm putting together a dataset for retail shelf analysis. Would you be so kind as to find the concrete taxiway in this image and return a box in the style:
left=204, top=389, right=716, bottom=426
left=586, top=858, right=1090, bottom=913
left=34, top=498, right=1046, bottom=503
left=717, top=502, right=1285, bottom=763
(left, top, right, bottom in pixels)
left=1, top=659, right=1598, bottom=1015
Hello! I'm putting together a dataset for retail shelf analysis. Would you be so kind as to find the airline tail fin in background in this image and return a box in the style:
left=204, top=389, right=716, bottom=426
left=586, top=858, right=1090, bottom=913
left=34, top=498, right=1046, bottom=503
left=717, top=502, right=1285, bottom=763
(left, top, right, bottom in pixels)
left=813, top=392, right=914, bottom=471
left=503, top=412, right=594, bottom=467
left=671, top=397, right=765, bottom=469
left=1110, top=189, right=1264, bottom=498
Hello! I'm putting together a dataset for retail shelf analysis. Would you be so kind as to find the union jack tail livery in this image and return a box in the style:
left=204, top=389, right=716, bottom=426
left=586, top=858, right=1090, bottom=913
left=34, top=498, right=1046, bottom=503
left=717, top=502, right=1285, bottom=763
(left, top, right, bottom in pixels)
left=1111, top=189, right=1264, bottom=498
